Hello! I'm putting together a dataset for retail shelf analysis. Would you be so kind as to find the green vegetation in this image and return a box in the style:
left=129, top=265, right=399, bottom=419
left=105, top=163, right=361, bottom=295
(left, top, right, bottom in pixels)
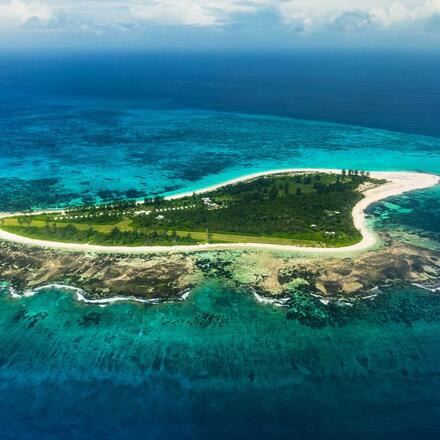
left=0, top=171, right=380, bottom=247
left=1, top=224, right=197, bottom=246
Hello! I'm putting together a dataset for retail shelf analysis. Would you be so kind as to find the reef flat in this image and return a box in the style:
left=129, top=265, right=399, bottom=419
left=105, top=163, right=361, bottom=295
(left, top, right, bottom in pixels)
left=1, top=231, right=439, bottom=308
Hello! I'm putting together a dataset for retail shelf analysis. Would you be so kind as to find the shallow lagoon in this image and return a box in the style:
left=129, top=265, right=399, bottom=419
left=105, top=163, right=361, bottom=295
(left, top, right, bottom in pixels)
left=2, top=101, right=440, bottom=211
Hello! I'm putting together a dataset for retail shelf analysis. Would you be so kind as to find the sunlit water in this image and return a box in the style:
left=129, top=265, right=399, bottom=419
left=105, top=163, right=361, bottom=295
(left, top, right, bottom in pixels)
left=1, top=102, right=440, bottom=212
left=1, top=284, right=440, bottom=439
left=0, top=52, right=440, bottom=438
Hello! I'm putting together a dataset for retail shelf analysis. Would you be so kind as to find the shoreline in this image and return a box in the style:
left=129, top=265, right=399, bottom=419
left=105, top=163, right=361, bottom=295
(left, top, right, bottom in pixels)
left=0, top=168, right=439, bottom=255
left=2, top=282, right=192, bottom=306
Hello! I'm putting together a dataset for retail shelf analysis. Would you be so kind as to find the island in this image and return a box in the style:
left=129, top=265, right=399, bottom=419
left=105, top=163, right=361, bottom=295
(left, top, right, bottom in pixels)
left=0, top=168, right=438, bottom=254
left=0, top=168, right=439, bottom=312
left=1, top=170, right=375, bottom=247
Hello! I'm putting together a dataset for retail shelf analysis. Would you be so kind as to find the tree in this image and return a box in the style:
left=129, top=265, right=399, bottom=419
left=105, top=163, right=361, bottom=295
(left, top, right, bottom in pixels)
left=206, top=227, right=213, bottom=243
left=268, top=187, right=278, bottom=200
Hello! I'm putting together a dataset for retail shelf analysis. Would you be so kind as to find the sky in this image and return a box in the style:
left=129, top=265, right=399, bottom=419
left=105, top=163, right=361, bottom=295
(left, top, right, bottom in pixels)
left=1, top=0, right=440, bottom=48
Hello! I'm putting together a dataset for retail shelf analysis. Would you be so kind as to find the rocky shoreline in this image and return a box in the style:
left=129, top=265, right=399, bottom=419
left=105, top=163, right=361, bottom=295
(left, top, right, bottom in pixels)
left=1, top=232, right=439, bottom=305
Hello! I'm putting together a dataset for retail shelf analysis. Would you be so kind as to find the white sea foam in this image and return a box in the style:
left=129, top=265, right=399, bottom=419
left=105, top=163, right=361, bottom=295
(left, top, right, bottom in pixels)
left=339, top=301, right=354, bottom=307
left=7, top=283, right=192, bottom=306
left=361, top=294, right=378, bottom=300
left=9, top=286, right=20, bottom=298
left=180, top=289, right=191, bottom=300
left=413, top=282, right=440, bottom=293
left=253, top=291, right=289, bottom=307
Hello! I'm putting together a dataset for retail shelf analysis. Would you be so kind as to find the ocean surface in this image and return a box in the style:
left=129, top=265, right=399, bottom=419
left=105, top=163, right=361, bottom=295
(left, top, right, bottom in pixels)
left=0, top=50, right=440, bottom=439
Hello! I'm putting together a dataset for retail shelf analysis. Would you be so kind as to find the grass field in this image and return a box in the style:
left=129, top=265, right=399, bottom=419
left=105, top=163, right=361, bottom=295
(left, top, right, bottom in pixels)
left=0, top=217, right=359, bottom=247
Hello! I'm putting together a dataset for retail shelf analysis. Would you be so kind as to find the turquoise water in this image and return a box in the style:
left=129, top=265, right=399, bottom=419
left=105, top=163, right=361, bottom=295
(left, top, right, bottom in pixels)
left=370, top=185, right=440, bottom=248
left=2, top=101, right=440, bottom=211
left=1, top=284, right=440, bottom=439
left=1, top=52, right=440, bottom=438
left=1, top=103, right=440, bottom=439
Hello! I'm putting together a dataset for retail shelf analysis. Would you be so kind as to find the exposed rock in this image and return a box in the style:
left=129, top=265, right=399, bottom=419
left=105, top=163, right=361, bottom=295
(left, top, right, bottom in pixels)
left=0, top=242, right=200, bottom=300
left=0, top=232, right=439, bottom=302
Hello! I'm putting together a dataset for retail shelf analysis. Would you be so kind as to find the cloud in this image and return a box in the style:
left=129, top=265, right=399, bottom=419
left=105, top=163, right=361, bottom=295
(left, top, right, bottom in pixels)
left=332, top=11, right=377, bottom=33
left=1, top=0, right=440, bottom=46
left=278, top=0, right=440, bottom=32
left=130, top=1, right=218, bottom=26
left=368, top=1, right=439, bottom=27
left=3, top=0, right=440, bottom=30
left=129, top=0, right=267, bottom=27
left=0, top=0, right=52, bottom=25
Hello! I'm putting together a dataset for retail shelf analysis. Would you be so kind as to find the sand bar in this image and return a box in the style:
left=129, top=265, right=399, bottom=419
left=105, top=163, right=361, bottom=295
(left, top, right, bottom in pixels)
left=0, top=169, right=438, bottom=255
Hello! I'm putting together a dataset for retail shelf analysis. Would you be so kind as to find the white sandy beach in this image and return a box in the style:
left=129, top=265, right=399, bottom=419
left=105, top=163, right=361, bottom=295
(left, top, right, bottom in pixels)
left=0, top=169, right=438, bottom=255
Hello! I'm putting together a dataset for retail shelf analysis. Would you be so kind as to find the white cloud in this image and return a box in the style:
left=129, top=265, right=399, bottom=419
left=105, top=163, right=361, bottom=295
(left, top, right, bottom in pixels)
left=277, top=0, right=440, bottom=32
left=130, top=1, right=218, bottom=26
left=1, top=0, right=440, bottom=44
left=0, top=0, right=52, bottom=25
left=332, top=11, right=376, bottom=33
left=129, top=0, right=266, bottom=26
left=370, top=0, right=440, bottom=26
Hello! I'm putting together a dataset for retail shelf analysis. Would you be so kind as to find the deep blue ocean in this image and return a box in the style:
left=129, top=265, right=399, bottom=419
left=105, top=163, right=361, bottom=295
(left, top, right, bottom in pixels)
left=1, top=50, right=440, bottom=439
